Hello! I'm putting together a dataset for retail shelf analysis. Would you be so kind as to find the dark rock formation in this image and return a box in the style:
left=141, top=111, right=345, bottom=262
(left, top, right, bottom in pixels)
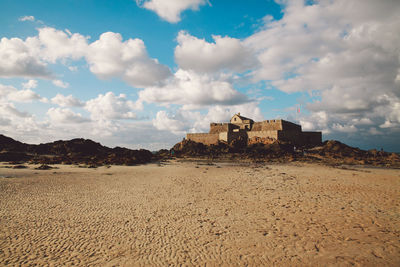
left=0, top=134, right=153, bottom=166
left=172, top=139, right=295, bottom=160
left=306, top=140, right=400, bottom=166
left=171, top=138, right=400, bottom=167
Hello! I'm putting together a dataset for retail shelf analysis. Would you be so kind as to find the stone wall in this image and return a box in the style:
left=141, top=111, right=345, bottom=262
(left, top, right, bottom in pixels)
left=281, top=120, right=302, bottom=131
left=187, top=117, right=321, bottom=147
left=251, top=120, right=302, bottom=132
left=277, top=130, right=322, bottom=146
left=301, top=132, right=322, bottom=146
left=225, top=131, right=248, bottom=143
left=251, top=120, right=283, bottom=131
left=247, top=130, right=279, bottom=140
left=186, top=133, right=219, bottom=145
left=277, top=130, right=303, bottom=144
left=209, top=123, right=237, bottom=134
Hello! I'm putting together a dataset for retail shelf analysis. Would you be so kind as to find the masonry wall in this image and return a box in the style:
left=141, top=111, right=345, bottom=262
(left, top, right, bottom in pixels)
left=281, top=120, right=302, bottom=131
left=186, top=133, right=219, bottom=145
left=251, top=120, right=283, bottom=131
left=247, top=130, right=279, bottom=140
left=209, top=123, right=237, bottom=134
left=277, top=130, right=303, bottom=145
left=301, top=132, right=322, bottom=146
left=225, top=131, right=248, bottom=143
left=188, top=117, right=321, bottom=147
left=277, top=130, right=322, bottom=146
left=251, top=119, right=303, bottom=132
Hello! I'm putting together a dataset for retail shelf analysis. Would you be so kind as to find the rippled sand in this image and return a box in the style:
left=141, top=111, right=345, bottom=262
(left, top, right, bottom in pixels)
left=0, top=161, right=399, bottom=266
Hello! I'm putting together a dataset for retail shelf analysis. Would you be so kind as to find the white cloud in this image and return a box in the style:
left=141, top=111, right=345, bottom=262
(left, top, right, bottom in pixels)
left=175, top=31, right=257, bottom=73
left=0, top=117, right=11, bottom=126
left=0, top=26, right=175, bottom=90
left=0, top=83, right=43, bottom=103
left=52, top=79, right=69, bottom=88
left=37, top=27, right=89, bottom=63
left=51, top=94, right=84, bottom=107
left=22, top=79, right=38, bottom=89
left=8, top=89, right=43, bottom=103
left=153, top=102, right=263, bottom=135
left=0, top=36, right=51, bottom=78
left=85, top=92, right=142, bottom=121
left=86, top=32, right=171, bottom=87
left=19, top=16, right=35, bottom=22
left=139, top=69, right=251, bottom=109
left=245, top=0, right=400, bottom=143
left=0, top=27, right=87, bottom=78
left=332, top=123, right=358, bottom=133
left=1, top=28, right=170, bottom=88
left=137, top=0, right=207, bottom=23
left=0, top=103, right=31, bottom=118
left=0, top=102, right=46, bottom=143
left=0, top=98, right=180, bottom=150
left=152, top=110, right=188, bottom=134
left=47, top=107, right=90, bottom=124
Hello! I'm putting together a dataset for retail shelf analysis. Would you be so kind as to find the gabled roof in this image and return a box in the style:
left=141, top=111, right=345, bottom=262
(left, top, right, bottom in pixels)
left=232, top=113, right=254, bottom=122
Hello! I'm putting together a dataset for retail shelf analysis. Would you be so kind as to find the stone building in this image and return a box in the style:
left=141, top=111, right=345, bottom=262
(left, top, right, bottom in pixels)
left=186, top=113, right=322, bottom=146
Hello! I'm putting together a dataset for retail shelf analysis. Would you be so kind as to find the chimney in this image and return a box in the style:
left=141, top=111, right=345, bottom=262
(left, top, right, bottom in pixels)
left=238, top=112, right=240, bottom=116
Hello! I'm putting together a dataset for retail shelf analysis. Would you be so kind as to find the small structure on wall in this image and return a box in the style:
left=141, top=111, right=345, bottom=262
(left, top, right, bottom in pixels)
left=186, top=113, right=322, bottom=146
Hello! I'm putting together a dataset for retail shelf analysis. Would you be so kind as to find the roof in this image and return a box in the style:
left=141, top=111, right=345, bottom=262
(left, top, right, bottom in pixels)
left=232, top=113, right=254, bottom=122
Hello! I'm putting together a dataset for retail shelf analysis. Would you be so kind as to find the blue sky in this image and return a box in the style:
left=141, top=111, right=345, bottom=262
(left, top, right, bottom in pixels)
left=1, top=0, right=399, bottom=151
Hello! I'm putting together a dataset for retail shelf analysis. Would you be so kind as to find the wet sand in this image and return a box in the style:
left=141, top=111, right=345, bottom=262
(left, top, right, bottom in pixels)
left=0, top=161, right=399, bottom=266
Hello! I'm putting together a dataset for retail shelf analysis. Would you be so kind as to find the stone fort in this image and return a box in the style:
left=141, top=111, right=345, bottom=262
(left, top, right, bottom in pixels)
left=186, top=113, right=322, bottom=146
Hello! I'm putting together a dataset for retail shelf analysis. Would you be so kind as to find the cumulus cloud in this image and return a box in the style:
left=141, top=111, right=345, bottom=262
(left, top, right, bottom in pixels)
left=0, top=36, right=51, bottom=78
left=8, top=89, right=43, bottom=103
left=19, top=16, right=35, bottom=22
left=52, top=79, right=69, bottom=88
left=47, top=107, right=90, bottom=124
left=0, top=99, right=179, bottom=150
left=0, top=27, right=88, bottom=78
left=37, top=27, right=89, bottom=63
left=0, top=83, right=43, bottom=103
left=137, top=0, right=207, bottom=23
left=1, top=28, right=170, bottom=88
left=0, top=103, right=31, bottom=118
left=152, top=110, right=188, bottom=134
left=51, top=94, right=84, bottom=107
left=86, top=32, right=171, bottom=87
left=139, top=69, right=251, bottom=109
left=85, top=92, right=142, bottom=121
left=175, top=31, right=257, bottom=73
left=0, top=27, right=88, bottom=79
left=22, top=79, right=38, bottom=89
left=0, top=102, right=46, bottom=144
left=153, top=102, right=263, bottom=135
left=245, top=0, right=400, bottom=145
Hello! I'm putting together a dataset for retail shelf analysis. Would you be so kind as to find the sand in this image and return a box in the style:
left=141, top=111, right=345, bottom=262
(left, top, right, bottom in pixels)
left=0, top=161, right=399, bottom=266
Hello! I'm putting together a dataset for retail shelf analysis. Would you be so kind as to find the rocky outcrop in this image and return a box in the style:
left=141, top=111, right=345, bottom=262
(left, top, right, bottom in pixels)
left=306, top=140, right=400, bottom=166
left=0, top=134, right=153, bottom=165
left=172, top=139, right=295, bottom=160
left=171, top=138, right=400, bottom=167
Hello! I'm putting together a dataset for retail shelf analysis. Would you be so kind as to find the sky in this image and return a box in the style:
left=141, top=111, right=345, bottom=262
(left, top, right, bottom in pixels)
left=0, top=0, right=399, bottom=152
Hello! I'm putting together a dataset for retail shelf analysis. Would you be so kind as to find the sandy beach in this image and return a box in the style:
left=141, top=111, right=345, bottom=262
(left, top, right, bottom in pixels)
left=0, top=161, right=399, bottom=266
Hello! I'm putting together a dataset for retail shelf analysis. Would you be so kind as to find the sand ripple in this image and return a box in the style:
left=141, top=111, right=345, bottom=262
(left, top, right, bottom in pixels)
left=0, top=162, right=399, bottom=266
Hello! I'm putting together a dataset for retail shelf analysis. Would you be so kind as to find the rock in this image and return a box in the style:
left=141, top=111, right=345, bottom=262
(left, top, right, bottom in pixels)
left=0, top=134, right=154, bottom=166
left=170, top=138, right=400, bottom=167
left=35, top=164, right=53, bottom=170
